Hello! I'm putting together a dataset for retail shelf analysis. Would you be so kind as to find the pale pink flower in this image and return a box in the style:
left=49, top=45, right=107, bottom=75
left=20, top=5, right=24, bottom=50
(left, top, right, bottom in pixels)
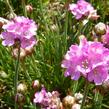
left=0, top=16, right=37, bottom=48
left=61, top=37, right=109, bottom=85
left=102, top=25, right=109, bottom=48
left=34, top=88, right=61, bottom=109
left=69, top=0, right=98, bottom=20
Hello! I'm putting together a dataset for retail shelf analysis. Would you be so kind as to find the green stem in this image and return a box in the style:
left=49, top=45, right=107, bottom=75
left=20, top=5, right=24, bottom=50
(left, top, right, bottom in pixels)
left=73, top=81, right=78, bottom=94
left=21, top=0, right=27, bottom=17
left=81, top=80, right=89, bottom=109
left=39, top=0, right=48, bottom=31
left=5, top=0, right=14, bottom=13
left=14, top=44, right=21, bottom=109
left=64, top=0, right=69, bottom=52
left=93, top=88, right=103, bottom=109
left=72, top=22, right=85, bottom=42
left=22, top=61, right=32, bottom=83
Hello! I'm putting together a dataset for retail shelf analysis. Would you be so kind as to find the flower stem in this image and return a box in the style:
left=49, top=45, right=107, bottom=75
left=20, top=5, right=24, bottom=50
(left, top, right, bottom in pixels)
left=21, top=0, right=27, bottom=17
left=93, top=88, right=103, bottom=109
left=5, top=0, right=15, bottom=14
left=73, top=81, right=78, bottom=93
left=21, top=61, right=32, bottom=84
left=14, top=44, right=21, bottom=109
left=81, top=79, right=89, bottom=109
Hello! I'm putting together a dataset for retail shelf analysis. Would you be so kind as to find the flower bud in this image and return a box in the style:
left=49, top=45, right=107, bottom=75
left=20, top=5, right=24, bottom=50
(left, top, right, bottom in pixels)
left=82, top=19, right=89, bottom=26
left=72, top=103, right=81, bottom=109
left=26, top=5, right=33, bottom=13
left=12, top=48, right=26, bottom=60
left=25, top=47, right=34, bottom=56
left=62, top=95, right=76, bottom=109
left=79, top=35, right=85, bottom=40
left=0, top=17, right=9, bottom=28
left=94, top=22, right=106, bottom=36
left=7, top=12, right=16, bottom=20
left=0, top=71, right=8, bottom=78
left=74, top=93, right=83, bottom=100
left=17, top=83, right=27, bottom=94
left=15, top=93, right=25, bottom=105
left=32, top=80, right=40, bottom=89
left=88, top=10, right=99, bottom=20
left=50, top=24, right=58, bottom=31
left=102, top=76, right=109, bottom=92
left=74, top=92, right=83, bottom=104
left=59, top=102, right=64, bottom=109
left=0, top=22, right=3, bottom=28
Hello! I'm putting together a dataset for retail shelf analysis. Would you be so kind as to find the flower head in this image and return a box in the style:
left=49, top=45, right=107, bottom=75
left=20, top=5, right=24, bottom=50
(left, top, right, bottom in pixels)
left=94, top=22, right=106, bottom=36
left=33, top=88, right=46, bottom=104
left=0, top=16, right=37, bottom=48
left=61, top=36, right=109, bottom=85
left=62, top=95, right=76, bottom=108
left=102, top=25, right=109, bottom=48
left=69, top=0, right=98, bottom=20
left=33, top=88, right=61, bottom=109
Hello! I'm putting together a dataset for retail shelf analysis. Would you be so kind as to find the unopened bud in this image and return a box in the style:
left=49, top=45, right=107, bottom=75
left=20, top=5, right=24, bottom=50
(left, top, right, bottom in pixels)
left=72, top=103, right=81, bottom=109
left=15, top=93, right=25, bottom=105
left=0, top=17, right=9, bottom=28
left=26, top=5, right=33, bottom=13
left=12, top=48, right=26, bottom=60
left=32, top=80, right=40, bottom=89
left=88, top=10, right=99, bottom=20
left=50, top=24, right=58, bottom=31
left=74, top=92, right=83, bottom=104
left=25, top=47, right=34, bottom=56
left=0, top=71, right=8, bottom=78
left=79, top=35, right=85, bottom=40
left=63, top=95, right=76, bottom=108
left=17, top=83, right=27, bottom=94
left=82, top=19, right=89, bottom=26
left=102, top=76, right=109, bottom=91
left=94, top=22, right=106, bottom=36
left=59, top=102, right=63, bottom=109
left=7, top=12, right=16, bottom=20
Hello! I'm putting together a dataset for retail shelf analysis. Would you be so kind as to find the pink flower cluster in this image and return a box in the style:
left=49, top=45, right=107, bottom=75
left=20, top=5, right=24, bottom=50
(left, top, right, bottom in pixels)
left=69, top=0, right=99, bottom=20
left=61, top=37, right=109, bottom=85
left=102, top=25, right=109, bottom=48
left=0, top=16, right=37, bottom=48
left=33, top=88, right=61, bottom=109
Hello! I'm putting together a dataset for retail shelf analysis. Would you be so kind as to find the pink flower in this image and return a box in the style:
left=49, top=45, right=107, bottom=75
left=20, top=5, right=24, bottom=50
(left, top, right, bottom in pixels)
left=0, top=16, right=37, bottom=48
left=33, top=88, right=61, bottom=109
left=21, top=37, right=36, bottom=49
left=102, top=25, right=109, bottom=48
left=88, top=64, right=108, bottom=85
left=1, top=32, right=15, bottom=46
left=61, top=37, right=109, bottom=85
left=69, top=0, right=98, bottom=20
left=33, top=88, right=46, bottom=104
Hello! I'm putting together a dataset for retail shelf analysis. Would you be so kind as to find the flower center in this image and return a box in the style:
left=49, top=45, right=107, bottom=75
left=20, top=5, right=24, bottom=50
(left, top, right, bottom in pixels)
left=93, top=68, right=97, bottom=75
left=82, top=60, right=88, bottom=69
